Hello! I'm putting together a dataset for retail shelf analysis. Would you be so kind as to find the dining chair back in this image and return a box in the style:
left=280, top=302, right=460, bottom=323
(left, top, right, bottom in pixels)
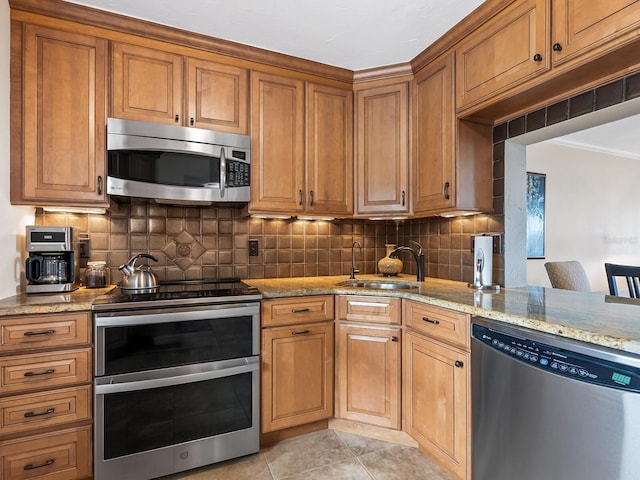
left=544, top=261, right=591, bottom=292
left=604, top=263, right=640, bottom=298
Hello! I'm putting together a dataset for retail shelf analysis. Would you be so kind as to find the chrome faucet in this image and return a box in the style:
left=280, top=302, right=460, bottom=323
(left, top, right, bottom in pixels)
left=350, top=240, right=362, bottom=279
left=390, top=241, right=425, bottom=281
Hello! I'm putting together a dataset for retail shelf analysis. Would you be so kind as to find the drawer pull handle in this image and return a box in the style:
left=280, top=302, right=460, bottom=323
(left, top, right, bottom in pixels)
left=291, top=330, right=311, bottom=335
left=422, top=317, right=440, bottom=325
left=23, top=329, right=55, bottom=337
left=24, top=459, right=55, bottom=470
left=455, top=360, right=464, bottom=368
left=24, top=369, right=55, bottom=377
left=291, top=308, right=310, bottom=313
left=24, top=408, right=55, bottom=418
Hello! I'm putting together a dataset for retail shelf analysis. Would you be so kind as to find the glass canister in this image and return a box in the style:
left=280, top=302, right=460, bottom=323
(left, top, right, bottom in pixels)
left=85, top=261, right=107, bottom=288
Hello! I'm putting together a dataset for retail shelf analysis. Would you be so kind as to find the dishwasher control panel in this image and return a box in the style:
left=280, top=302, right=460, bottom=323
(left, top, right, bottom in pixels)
left=472, top=323, right=640, bottom=392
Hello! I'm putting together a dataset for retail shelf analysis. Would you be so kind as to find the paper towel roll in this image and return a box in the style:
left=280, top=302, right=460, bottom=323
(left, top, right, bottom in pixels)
left=473, top=235, right=493, bottom=286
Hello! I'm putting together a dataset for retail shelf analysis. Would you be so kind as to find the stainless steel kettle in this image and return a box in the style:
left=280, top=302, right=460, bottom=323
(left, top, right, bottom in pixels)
left=119, top=253, right=159, bottom=293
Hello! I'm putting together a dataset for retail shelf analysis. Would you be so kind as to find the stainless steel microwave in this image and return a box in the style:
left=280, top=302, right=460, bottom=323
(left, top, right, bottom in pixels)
left=107, top=118, right=251, bottom=205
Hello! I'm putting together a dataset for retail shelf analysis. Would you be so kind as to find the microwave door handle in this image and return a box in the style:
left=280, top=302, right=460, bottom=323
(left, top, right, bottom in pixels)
left=220, top=147, right=226, bottom=198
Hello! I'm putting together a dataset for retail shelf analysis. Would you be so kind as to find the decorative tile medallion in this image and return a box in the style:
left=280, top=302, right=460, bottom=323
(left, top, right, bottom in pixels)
left=162, top=229, right=206, bottom=271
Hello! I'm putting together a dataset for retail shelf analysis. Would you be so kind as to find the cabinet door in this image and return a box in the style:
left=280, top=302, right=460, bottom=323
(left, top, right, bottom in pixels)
left=250, top=72, right=305, bottom=213
left=261, top=322, right=334, bottom=432
left=306, top=83, right=353, bottom=215
left=355, top=82, right=409, bottom=215
left=336, top=324, right=401, bottom=429
left=552, top=0, right=640, bottom=65
left=413, top=54, right=455, bottom=213
left=455, top=0, right=549, bottom=110
left=186, top=58, right=248, bottom=133
left=404, top=332, right=469, bottom=480
left=19, top=24, right=107, bottom=205
left=112, top=42, right=183, bottom=125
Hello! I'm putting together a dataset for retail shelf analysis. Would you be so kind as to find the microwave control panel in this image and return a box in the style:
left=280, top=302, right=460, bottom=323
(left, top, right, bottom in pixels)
left=227, top=159, right=250, bottom=187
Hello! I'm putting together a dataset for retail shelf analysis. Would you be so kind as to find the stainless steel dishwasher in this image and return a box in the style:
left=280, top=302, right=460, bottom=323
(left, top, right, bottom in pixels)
left=472, top=317, right=640, bottom=480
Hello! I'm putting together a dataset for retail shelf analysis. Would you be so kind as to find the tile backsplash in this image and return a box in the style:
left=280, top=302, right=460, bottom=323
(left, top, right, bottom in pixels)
left=35, top=201, right=504, bottom=286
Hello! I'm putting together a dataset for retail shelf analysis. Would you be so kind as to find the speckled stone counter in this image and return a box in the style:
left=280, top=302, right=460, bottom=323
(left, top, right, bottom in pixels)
left=0, top=286, right=115, bottom=317
left=244, top=275, right=640, bottom=355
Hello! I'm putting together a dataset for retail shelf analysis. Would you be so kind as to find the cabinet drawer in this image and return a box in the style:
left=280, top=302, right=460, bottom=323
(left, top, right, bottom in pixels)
left=1, top=348, right=91, bottom=396
left=0, top=425, right=91, bottom=480
left=336, top=295, right=401, bottom=324
left=0, top=385, right=91, bottom=437
left=261, top=296, right=334, bottom=327
left=404, top=301, right=470, bottom=349
left=0, top=312, right=90, bottom=354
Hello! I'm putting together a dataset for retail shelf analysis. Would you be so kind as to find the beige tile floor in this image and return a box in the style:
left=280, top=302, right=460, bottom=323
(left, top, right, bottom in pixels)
left=161, top=429, right=451, bottom=480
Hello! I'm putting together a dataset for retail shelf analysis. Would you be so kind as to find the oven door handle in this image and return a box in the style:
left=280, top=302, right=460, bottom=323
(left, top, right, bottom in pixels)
left=95, top=357, right=258, bottom=395
left=94, top=303, right=259, bottom=327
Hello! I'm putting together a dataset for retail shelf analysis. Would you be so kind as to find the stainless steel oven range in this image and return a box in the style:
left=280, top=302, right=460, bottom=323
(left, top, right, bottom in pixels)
left=92, top=279, right=262, bottom=480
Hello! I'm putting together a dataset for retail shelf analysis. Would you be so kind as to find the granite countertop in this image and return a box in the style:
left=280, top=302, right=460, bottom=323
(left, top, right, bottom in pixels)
left=0, top=286, right=115, bottom=317
left=244, top=275, right=640, bottom=355
left=1, top=276, right=639, bottom=355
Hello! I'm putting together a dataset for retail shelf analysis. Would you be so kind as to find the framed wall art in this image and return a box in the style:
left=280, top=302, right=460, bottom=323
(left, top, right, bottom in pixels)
left=526, top=172, right=546, bottom=259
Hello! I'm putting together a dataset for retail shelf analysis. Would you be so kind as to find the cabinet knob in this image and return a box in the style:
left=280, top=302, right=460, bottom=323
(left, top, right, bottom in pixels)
left=299, top=190, right=303, bottom=206
left=401, top=190, right=406, bottom=206
left=291, top=308, right=310, bottom=313
left=24, top=408, right=55, bottom=418
left=190, top=117, right=195, bottom=126
left=309, top=190, right=314, bottom=206
left=552, top=43, right=563, bottom=52
left=23, top=329, right=55, bottom=337
left=23, top=369, right=55, bottom=377
left=174, top=114, right=180, bottom=123
left=391, top=336, right=398, bottom=342
left=97, top=176, right=103, bottom=195
left=455, top=360, right=464, bottom=368
left=533, top=53, right=543, bottom=62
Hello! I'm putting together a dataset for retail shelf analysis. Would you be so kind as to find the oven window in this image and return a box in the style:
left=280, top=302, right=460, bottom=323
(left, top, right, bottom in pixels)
left=103, top=374, right=253, bottom=460
left=104, top=315, right=254, bottom=375
left=109, top=151, right=220, bottom=187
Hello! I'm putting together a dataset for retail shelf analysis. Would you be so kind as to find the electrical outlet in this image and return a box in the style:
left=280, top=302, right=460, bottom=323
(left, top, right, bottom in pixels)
left=248, top=239, right=259, bottom=256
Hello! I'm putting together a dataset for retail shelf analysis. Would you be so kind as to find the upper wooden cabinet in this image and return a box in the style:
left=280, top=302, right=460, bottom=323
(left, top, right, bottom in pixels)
left=552, top=0, right=640, bottom=65
left=306, top=83, right=353, bottom=216
left=456, top=0, right=549, bottom=111
left=249, top=71, right=305, bottom=213
left=414, top=54, right=493, bottom=216
left=354, top=82, right=410, bottom=216
left=456, top=0, right=640, bottom=111
left=249, top=73, right=353, bottom=216
left=112, top=42, right=248, bottom=134
left=11, top=23, right=108, bottom=206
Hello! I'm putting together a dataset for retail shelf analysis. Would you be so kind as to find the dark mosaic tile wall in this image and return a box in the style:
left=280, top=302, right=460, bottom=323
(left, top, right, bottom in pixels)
left=35, top=203, right=501, bottom=286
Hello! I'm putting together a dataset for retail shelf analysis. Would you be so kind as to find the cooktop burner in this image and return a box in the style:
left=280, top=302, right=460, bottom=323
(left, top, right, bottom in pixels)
left=92, top=278, right=262, bottom=311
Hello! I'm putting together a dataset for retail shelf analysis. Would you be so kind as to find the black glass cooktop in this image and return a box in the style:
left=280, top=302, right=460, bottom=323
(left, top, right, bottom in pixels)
left=92, top=278, right=262, bottom=311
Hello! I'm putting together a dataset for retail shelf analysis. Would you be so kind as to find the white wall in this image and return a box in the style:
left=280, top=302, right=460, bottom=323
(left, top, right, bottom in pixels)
left=0, top=1, right=35, bottom=299
left=526, top=142, right=640, bottom=292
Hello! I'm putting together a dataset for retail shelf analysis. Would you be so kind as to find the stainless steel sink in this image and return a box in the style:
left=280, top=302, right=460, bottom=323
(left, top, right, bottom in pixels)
left=337, top=279, right=420, bottom=290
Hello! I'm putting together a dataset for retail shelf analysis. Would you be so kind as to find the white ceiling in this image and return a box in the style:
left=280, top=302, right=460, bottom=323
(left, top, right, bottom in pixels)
left=64, top=0, right=484, bottom=70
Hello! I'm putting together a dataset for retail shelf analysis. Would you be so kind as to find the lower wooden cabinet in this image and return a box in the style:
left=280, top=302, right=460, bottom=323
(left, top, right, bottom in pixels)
left=404, top=330, right=470, bottom=480
left=336, top=323, right=401, bottom=429
left=335, top=295, right=402, bottom=429
left=0, top=425, right=92, bottom=480
left=261, top=320, right=334, bottom=433
left=260, top=296, right=335, bottom=433
left=0, top=312, right=93, bottom=479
